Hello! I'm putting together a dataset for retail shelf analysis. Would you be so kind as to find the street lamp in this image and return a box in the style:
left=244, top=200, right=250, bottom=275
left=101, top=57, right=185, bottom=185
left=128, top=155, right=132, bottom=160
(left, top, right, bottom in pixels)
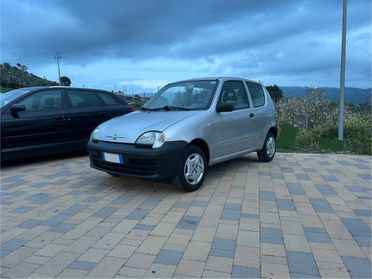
left=338, top=0, right=347, bottom=140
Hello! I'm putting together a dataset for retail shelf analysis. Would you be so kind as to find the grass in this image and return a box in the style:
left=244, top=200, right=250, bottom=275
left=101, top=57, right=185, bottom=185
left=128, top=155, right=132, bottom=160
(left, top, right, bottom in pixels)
left=0, top=86, right=12, bottom=93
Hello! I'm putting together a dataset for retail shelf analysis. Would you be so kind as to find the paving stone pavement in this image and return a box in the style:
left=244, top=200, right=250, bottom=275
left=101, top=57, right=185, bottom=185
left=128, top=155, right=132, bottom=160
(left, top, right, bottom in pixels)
left=0, top=153, right=371, bottom=278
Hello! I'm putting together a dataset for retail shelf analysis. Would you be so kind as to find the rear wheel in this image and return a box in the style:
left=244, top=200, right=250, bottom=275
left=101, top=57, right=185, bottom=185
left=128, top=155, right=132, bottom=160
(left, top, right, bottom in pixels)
left=174, top=145, right=206, bottom=192
left=257, top=131, right=276, bottom=162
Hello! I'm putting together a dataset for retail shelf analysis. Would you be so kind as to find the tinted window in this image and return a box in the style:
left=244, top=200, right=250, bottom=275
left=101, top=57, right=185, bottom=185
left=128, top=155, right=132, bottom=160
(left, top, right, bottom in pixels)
left=97, top=92, right=121, bottom=106
left=67, top=90, right=102, bottom=108
left=18, top=90, right=62, bottom=112
left=219, top=81, right=249, bottom=109
left=246, top=82, right=265, bottom=107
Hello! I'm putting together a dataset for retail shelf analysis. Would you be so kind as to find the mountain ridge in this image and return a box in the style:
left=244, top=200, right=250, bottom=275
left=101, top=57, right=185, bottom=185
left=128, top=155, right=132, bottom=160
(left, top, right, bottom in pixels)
left=281, top=86, right=371, bottom=105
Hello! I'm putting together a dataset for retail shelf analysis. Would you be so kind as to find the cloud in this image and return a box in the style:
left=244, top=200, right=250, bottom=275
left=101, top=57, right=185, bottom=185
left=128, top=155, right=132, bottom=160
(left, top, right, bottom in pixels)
left=1, top=0, right=371, bottom=90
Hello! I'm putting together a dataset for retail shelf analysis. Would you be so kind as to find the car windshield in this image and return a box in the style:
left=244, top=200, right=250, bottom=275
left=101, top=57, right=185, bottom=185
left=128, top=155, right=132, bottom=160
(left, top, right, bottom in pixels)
left=143, top=80, right=218, bottom=111
left=0, top=88, right=33, bottom=108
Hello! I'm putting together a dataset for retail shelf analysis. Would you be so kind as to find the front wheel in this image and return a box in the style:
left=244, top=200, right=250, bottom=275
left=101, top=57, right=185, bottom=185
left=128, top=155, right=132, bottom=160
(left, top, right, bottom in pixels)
left=257, top=132, right=276, bottom=162
left=107, top=172, right=121, bottom=177
left=174, top=145, right=207, bottom=192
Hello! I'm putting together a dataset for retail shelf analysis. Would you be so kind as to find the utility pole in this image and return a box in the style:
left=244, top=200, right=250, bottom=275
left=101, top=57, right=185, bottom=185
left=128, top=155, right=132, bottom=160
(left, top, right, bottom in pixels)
left=305, top=87, right=310, bottom=131
left=54, top=51, right=62, bottom=83
left=338, top=0, right=347, bottom=140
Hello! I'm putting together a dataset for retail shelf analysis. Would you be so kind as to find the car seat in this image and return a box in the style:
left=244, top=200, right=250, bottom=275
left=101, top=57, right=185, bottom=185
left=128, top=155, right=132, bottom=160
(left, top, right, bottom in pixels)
left=42, top=97, right=58, bottom=110
left=222, top=90, right=237, bottom=104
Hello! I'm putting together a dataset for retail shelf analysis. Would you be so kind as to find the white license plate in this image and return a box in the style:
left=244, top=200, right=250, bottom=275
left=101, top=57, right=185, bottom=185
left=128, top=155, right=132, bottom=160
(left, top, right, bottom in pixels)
left=103, top=152, right=123, bottom=164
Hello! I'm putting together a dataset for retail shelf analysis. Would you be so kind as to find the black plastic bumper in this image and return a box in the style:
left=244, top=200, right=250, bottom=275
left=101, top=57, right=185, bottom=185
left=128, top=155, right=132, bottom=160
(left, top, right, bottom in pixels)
left=87, top=140, right=188, bottom=180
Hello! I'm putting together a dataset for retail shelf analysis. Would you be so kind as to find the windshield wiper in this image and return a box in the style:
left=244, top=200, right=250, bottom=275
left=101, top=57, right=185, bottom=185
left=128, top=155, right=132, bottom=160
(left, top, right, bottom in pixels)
left=141, top=106, right=156, bottom=111
left=151, top=105, right=190, bottom=111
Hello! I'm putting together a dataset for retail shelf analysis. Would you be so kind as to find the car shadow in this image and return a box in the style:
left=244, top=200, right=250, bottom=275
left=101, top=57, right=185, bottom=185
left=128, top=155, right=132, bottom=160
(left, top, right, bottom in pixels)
left=1, top=151, right=88, bottom=169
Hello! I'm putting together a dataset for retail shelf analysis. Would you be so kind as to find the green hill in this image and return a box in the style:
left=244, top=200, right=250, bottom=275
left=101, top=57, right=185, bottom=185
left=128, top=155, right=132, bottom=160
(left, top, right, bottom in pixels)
left=0, top=62, right=59, bottom=92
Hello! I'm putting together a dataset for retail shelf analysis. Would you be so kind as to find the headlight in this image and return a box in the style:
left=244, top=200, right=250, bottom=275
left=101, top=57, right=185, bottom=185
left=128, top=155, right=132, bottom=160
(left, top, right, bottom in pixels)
left=136, top=131, right=166, bottom=148
left=91, top=128, right=100, bottom=141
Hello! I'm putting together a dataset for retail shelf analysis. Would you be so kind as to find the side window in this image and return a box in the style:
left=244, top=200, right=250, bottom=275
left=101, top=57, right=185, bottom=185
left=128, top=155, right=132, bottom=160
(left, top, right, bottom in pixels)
left=18, top=90, right=62, bottom=112
left=66, top=90, right=102, bottom=108
left=246, top=82, right=265, bottom=107
left=219, top=81, right=249, bottom=109
left=97, top=92, right=121, bottom=106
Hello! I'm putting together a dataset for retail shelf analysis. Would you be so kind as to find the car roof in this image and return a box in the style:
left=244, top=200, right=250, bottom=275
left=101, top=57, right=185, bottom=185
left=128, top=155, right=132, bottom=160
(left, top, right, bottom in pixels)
left=18, top=86, right=112, bottom=93
left=174, top=77, right=262, bottom=84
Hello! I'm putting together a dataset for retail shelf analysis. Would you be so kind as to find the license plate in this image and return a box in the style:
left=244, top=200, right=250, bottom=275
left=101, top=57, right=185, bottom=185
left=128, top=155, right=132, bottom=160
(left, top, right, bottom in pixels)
left=103, top=152, right=123, bottom=164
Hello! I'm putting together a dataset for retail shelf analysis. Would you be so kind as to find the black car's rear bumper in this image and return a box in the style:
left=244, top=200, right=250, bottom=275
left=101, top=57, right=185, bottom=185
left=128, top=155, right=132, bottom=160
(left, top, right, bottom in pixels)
left=87, top=140, right=187, bottom=180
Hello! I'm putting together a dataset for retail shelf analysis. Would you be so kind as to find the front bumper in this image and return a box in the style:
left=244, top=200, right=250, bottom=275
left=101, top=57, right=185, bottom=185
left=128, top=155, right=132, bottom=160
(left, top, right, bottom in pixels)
left=87, top=140, right=187, bottom=180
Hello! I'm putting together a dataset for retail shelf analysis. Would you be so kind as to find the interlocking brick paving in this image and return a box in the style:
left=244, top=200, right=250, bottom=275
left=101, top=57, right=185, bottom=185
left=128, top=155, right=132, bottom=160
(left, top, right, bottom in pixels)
left=1, top=153, right=371, bottom=278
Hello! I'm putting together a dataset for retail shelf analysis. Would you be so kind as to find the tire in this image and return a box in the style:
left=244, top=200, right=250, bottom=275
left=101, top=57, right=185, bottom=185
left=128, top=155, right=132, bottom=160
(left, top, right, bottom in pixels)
left=107, top=172, right=121, bottom=177
left=173, top=145, right=207, bottom=192
left=257, top=131, right=276, bottom=162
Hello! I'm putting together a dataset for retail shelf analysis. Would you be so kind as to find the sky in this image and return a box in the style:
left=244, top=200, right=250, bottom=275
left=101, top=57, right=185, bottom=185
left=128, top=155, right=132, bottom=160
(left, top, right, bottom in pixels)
left=1, top=0, right=371, bottom=93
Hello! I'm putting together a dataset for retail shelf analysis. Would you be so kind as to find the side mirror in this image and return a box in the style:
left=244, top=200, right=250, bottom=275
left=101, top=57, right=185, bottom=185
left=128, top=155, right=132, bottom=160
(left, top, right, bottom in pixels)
left=217, top=103, right=234, bottom=113
left=10, top=104, right=26, bottom=114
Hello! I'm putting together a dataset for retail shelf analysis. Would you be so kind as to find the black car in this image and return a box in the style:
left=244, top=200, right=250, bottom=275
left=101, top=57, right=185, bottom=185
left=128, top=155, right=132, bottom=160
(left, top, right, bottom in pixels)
left=0, top=86, right=133, bottom=160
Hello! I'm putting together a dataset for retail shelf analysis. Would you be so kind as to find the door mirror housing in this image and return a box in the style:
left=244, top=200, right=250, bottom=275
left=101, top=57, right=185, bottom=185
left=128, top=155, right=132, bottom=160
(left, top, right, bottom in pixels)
left=217, top=103, right=234, bottom=113
left=10, top=104, right=26, bottom=114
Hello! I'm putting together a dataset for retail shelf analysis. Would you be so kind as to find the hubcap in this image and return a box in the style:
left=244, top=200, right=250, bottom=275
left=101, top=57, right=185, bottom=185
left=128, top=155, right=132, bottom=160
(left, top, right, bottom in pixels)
left=266, top=136, right=276, bottom=158
left=184, top=153, right=205, bottom=185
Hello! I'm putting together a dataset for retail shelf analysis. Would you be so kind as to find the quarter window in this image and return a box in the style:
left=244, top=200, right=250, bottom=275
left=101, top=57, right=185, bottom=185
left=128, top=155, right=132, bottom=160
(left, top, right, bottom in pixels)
left=18, top=90, right=62, bottom=112
left=97, top=92, right=121, bottom=106
left=246, top=82, right=265, bottom=107
left=67, top=90, right=102, bottom=108
left=219, top=81, right=249, bottom=109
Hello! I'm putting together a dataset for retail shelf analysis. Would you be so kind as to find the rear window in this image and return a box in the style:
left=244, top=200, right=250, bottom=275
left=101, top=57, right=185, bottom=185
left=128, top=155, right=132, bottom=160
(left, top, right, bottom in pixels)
left=66, top=90, right=102, bottom=108
left=246, top=82, right=265, bottom=107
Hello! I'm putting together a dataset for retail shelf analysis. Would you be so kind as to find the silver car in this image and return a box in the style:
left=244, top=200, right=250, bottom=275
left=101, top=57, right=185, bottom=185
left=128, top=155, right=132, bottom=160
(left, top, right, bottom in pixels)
left=87, top=77, right=277, bottom=191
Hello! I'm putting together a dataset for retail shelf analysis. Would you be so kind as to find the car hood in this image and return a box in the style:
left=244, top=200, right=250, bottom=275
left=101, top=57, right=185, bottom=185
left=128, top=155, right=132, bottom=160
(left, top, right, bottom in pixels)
left=97, top=110, right=201, bottom=143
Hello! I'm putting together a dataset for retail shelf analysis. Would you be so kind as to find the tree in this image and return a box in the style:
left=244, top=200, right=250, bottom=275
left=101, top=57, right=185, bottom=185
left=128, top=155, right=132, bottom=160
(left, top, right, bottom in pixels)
left=60, top=76, right=71, bottom=86
left=266, top=84, right=283, bottom=103
left=3, top=63, right=11, bottom=70
left=277, top=88, right=336, bottom=131
left=16, top=63, right=28, bottom=72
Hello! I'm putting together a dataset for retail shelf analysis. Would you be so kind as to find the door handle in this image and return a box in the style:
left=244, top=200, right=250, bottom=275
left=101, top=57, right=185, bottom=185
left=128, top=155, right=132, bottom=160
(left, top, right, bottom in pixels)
left=250, top=113, right=255, bottom=118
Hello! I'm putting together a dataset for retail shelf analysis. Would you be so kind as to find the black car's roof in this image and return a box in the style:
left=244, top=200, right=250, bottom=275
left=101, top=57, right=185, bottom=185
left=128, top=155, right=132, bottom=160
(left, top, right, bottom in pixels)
left=19, top=86, right=112, bottom=92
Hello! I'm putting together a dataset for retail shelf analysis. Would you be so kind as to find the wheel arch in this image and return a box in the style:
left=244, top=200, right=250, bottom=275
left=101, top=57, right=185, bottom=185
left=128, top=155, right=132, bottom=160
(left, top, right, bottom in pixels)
left=268, top=125, right=278, bottom=138
left=189, top=138, right=210, bottom=165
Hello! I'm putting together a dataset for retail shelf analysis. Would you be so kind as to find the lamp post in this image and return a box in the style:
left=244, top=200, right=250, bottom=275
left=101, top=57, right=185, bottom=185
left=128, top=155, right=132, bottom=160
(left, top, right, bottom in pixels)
left=338, top=0, right=347, bottom=140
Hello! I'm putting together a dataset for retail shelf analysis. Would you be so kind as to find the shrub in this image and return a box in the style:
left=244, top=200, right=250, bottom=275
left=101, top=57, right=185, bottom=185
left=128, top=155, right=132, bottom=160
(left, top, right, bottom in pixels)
left=276, top=88, right=371, bottom=155
left=344, top=114, right=372, bottom=155
left=277, top=122, right=297, bottom=149
left=277, top=88, right=337, bottom=132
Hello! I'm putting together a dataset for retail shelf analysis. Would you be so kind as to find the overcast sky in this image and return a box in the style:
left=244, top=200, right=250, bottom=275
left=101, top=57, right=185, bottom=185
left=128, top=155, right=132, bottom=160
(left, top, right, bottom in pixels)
left=1, top=0, right=371, bottom=92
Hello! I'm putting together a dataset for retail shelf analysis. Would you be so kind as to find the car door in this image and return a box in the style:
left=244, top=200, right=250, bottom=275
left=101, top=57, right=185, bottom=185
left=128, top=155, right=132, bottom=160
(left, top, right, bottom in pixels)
left=95, top=91, right=131, bottom=118
left=212, top=80, right=256, bottom=159
left=1, top=89, right=67, bottom=155
left=245, top=81, right=268, bottom=149
left=64, top=89, right=110, bottom=143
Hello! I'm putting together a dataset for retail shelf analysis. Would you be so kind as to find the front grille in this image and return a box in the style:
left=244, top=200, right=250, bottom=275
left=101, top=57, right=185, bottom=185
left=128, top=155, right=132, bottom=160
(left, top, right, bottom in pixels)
left=90, top=154, right=157, bottom=176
